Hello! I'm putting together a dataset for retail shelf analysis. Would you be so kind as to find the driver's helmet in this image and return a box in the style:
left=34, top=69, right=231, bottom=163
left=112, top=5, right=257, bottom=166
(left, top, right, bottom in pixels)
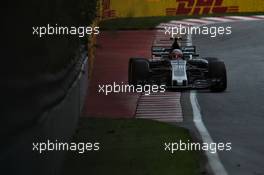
left=170, top=49, right=183, bottom=60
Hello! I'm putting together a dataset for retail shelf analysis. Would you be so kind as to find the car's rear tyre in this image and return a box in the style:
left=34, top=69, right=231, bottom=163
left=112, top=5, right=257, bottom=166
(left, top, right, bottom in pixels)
left=128, top=58, right=150, bottom=85
left=207, top=57, right=227, bottom=92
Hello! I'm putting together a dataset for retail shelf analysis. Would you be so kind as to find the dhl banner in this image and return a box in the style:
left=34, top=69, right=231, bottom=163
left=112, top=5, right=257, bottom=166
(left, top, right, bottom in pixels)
left=101, top=0, right=264, bottom=19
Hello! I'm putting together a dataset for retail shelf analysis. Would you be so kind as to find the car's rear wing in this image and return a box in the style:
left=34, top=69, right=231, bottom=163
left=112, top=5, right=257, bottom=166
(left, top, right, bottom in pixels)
left=151, top=45, right=198, bottom=59
left=182, top=46, right=199, bottom=58
left=151, top=46, right=171, bottom=59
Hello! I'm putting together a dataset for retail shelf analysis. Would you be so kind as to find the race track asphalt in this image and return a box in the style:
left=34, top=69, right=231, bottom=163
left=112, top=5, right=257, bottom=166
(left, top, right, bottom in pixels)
left=184, top=20, right=264, bottom=175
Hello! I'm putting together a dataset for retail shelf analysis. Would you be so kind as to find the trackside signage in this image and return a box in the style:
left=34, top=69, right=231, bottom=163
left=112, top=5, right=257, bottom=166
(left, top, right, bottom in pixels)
left=101, top=0, right=264, bottom=19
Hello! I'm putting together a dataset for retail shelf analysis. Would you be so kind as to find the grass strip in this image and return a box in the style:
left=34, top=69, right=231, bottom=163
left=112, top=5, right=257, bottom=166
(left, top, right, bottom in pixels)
left=62, top=118, right=203, bottom=175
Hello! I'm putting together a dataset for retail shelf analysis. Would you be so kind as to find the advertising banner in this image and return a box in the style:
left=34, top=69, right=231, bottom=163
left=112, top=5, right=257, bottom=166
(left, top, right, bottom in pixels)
left=102, top=0, right=264, bottom=19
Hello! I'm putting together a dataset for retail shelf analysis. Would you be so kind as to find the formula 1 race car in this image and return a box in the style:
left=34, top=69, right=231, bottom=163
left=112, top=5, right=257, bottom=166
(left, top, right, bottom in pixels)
left=128, top=45, right=227, bottom=92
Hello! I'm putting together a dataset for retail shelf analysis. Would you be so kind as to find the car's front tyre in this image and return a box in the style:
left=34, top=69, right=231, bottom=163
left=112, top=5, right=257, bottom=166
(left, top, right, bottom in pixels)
left=206, top=57, right=227, bottom=92
left=128, top=58, right=150, bottom=85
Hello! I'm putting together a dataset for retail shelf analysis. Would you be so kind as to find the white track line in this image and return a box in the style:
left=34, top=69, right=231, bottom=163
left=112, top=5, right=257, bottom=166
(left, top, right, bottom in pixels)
left=224, top=16, right=261, bottom=21
left=170, top=20, right=197, bottom=26
left=254, top=15, right=264, bottom=19
left=190, top=91, right=228, bottom=175
left=183, top=18, right=215, bottom=24
left=201, top=17, right=235, bottom=22
left=183, top=23, right=228, bottom=174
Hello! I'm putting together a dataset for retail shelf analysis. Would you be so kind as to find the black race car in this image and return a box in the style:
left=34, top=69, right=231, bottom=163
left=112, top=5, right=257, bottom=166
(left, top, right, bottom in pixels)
left=128, top=45, right=227, bottom=92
